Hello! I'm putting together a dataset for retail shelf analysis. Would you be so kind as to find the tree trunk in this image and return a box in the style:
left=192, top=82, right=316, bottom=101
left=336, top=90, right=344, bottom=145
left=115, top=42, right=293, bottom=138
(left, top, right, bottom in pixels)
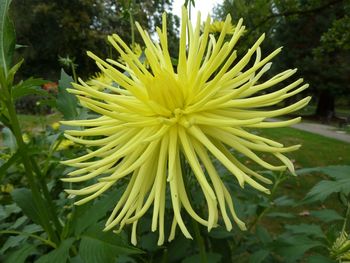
left=315, top=90, right=335, bottom=123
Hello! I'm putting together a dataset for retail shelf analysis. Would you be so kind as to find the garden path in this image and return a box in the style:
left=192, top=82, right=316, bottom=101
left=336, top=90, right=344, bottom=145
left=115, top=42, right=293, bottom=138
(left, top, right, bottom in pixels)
left=291, top=122, right=350, bottom=143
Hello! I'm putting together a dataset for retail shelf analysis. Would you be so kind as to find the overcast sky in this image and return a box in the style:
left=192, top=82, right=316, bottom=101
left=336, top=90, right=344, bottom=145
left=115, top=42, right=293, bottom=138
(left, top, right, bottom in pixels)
left=172, top=0, right=222, bottom=23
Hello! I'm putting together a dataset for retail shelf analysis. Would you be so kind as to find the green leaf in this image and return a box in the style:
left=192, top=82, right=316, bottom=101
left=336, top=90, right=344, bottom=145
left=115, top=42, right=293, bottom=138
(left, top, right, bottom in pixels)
left=266, top=212, right=295, bottom=218
left=182, top=253, right=222, bottom=263
left=36, top=237, right=75, bottom=263
left=4, top=243, right=37, bottom=263
left=0, top=0, right=15, bottom=75
left=284, top=224, right=325, bottom=239
left=256, top=225, right=272, bottom=244
left=297, top=166, right=350, bottom=180
left=57, top=69, right=78, bottom=120
left=275, top=235, right=325, bottom=263
left=73, top=186, right=124, bottom=236
left=2, top=127, right=17, bottom=152
left=0, top=234, right=27, bottom=254
left=11, top=188, right=42, bottom=227
left=79, top=223, right=143, bottom=263
left=310, top=209, right=343, bottom=222
left=305, top=179, right=350, bottom=202
left=249, top=250, right=269, bottom=263
left=12, top=77, right=47, bottom=100
left=0, top=149, right=21, bottom=181
left=273, top=196, right=296, bottom=206
left=306, top=254, right=335, bottom=263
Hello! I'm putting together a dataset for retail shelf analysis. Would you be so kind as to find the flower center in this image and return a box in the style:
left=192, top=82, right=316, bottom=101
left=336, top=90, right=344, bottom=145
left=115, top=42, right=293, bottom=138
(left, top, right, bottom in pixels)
left=146, top=71, right=185, bottom=113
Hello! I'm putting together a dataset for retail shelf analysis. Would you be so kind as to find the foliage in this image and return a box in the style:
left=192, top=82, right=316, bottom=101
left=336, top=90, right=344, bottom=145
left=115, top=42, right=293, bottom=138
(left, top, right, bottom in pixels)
left=10, top=0, right=179, bottom=79
left=214, top=0, right=350, bottom=117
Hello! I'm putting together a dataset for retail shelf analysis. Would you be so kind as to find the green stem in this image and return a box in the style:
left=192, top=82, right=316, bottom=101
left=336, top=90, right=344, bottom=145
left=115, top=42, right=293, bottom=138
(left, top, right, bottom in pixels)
left=248, top=172, right=286, bottom=232
left=341, top=202, right=350, bottom=233
left=4, top=97, right=60, bottom=244
left=71, top=63, right=77, bottom=83
left=192, top=219, right=207, bottom=263
left=129, top=0, right=135, bottom=47
left=0, top=230, right=57, bottom=248
left=30, top=157, right=62, bottom=234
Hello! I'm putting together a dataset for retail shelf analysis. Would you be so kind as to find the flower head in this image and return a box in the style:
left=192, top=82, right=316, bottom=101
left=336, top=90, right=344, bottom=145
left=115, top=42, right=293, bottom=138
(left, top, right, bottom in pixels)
left=61, top=7, right=310, bottom=245
left=208, top=20, right=237, bottom=34
left=86, top=72, right=114, bottom=91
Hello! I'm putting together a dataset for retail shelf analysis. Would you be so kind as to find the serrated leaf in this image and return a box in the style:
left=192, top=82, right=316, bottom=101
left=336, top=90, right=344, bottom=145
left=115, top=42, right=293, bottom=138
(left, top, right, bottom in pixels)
left=249, top=249, right=269, bottom=263
left=79, top=224, right=143, bottom=263
left=305, top=179, right=350, bottom=202
left=36, top=237, right=75, bottom=263
left=275, top=235, right=325, bottom=263
left=57, top=69, right=78, bottom=120
left=2, top=127, right=17, bottom=152
left=310, top=209, right=343, bottom=222
left=12, top=77, right=47, bottom=100
left=297, top=166, right=350, bottom=180
left=73, top=186, right=124, bottom=236
left=4, top=243, right=37, bottom=263
left=284, top=224, right=325, bottom=239
left=0, top=0, right=15, bottom=75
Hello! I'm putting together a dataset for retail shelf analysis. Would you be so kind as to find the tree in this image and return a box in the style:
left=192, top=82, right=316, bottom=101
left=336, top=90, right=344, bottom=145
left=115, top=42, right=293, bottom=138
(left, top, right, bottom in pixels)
left=214, top=0, right=350, bottom=119
left=11, top=0, right=179, bottom=80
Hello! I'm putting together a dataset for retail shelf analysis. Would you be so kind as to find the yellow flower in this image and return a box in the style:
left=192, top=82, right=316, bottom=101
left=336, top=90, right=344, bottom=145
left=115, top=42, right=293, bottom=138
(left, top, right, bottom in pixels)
left=86, top=72, right=114, bottom=91
left=22, top=133, right=30, bottom=144
left=55, top=139, right=75, bottom=151
left=61, top=7, right=310, bottom=245
left=208, top=20, right=237, bottom=34
left=51, top=122, right=60, bottom=131
left=1, top=184, right=14, bottom=193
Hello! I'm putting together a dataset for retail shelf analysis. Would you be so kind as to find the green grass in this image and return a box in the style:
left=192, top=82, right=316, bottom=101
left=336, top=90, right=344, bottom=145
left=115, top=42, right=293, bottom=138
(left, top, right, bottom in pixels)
left=257, top=127, right=350, bottom=168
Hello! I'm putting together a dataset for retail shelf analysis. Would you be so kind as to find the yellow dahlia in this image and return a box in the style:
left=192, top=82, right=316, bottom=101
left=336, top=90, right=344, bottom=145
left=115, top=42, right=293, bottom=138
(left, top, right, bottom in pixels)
left=61, top=7, right=310, bottom=245
left=208, top=20, right=236, bottom=34
left=86, top=72, right=114, bottom=91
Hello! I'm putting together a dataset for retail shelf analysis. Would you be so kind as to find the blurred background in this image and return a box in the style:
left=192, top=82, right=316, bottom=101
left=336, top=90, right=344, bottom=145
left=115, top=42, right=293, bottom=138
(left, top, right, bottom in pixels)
left=10, top=0, right=350, bottom=123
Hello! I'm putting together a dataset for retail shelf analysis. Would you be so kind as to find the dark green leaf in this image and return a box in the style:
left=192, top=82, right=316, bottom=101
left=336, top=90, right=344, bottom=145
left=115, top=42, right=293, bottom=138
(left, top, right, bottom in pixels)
left=305, top=179, right=350, bottom=202
left=208, top=226, right=234, bottom=239
left=2, top=127, right=17, bottom=152
left=57, top=69, right=78, bottom=120
left=12, top=77, right=47, bottom=100
left=249, top=249, right=269, bottom=263
left=306, top=254, right=336, bottom=263
left=0, top=149, right=21, bottom=181
left=182, top=253, right=222, bottom=263
left=275, top=235, right=325, bottom=262
left=0, top=235, right=27, bottom=254
left=79, top=224, right=143, bottom=263
left=297, top=166, right=350, bottom=180
left=11, top=188, right=42, bottom=226
left=4, top=243, right=37, bottom=263
left=284, top=224, right=325, bottom=239
left=167, top=235, right=192, bottom=263
left=273, top=196, right=296, bottom=206
left=73, top=186, right=124, bottom=236
left=256, top=226, right=272, bottom=244
left=0, top=0, right=15, bottom=75
left=310, top=209, right=343, bottom=222
left=266, top=212, right=295, bottom=218
left=36, top=237, right=75, bottom=263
